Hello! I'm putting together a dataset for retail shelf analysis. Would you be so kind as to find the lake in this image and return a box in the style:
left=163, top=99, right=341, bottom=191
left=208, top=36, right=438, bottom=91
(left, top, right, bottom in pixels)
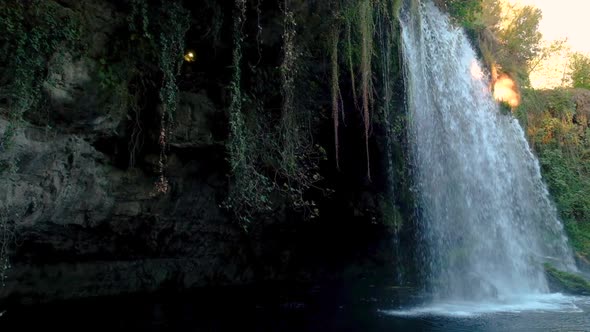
left=1, top=283, right=588, bottom=331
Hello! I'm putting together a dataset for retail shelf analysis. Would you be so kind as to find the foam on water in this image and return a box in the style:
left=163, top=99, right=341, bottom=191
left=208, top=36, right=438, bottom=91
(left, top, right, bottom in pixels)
left=382, top=294, right=587, bottom=318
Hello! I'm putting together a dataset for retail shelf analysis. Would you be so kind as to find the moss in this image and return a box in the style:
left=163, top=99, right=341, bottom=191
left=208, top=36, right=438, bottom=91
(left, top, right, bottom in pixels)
left=392, top=0, right=403, bottom=21
left=378, top=195, right=403, bottom=233
left=498, top=101, right=512, bottom=115
left=545, top=264, right=590, bottom=295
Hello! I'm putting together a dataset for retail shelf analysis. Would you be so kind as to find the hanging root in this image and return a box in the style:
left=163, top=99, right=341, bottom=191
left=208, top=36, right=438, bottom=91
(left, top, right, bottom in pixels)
left=331, top=25, right=341, bottom=170
left=347, top=21, right=359, bottom=108
left=280, top=0, right=297, bottom=172
left=360, top=0, right=374, bottom=181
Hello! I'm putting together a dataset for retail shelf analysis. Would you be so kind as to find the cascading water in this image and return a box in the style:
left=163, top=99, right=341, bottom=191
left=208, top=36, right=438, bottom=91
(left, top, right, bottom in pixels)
left=400, top=0, right=576, bottom=302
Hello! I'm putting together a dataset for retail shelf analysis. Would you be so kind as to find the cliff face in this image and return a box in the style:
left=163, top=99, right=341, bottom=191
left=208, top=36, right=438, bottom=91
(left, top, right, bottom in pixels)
left=0, top=114, right=252, bottom=300
left=0, top=0, right=411, bottom=304
left=0, top=0, right=254, bottom=303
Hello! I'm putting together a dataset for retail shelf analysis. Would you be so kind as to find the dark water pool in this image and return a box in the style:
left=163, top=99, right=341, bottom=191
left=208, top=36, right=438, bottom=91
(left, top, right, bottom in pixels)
left=1, top=284, right=588, bottom=331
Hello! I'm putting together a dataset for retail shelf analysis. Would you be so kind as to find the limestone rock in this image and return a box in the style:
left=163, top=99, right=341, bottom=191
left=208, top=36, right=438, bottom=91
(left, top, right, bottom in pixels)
left=170, top=92, right=217, bottom=148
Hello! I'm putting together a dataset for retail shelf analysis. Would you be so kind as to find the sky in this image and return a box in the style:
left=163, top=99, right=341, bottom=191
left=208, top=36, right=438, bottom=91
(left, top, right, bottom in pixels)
left=513, top=0, right=590, bottom=54
left=505, top=0, right=590, bottom=88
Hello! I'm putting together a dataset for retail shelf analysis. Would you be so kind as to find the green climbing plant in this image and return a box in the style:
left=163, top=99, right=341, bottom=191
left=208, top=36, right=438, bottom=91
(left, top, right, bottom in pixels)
left=226, top=0, right=325, bottom=226
left=128, top=0, right=151, bottom=39
left=330, top=0, right=389, bottom=180
left=331, top=21, right=341, bottom=170
left=0, top=0, right=82, bottom=154
left=122, top=0, right=190, bottom=188
left=359, top=0, right=374, bottom=181
left=0, top=208, right=14, bottom=287
left=280, top=0, right=298, bottom=178
left=226, top=0, right=274, bottom=225
left=327, top=0, right=409, bottom=228
left=0, top=1, right=82, bottom=285
left=154, top=1, right=190, bottom=194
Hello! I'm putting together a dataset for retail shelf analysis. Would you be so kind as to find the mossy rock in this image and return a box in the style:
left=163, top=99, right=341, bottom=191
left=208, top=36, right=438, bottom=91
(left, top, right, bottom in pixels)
left=544, top=264, right=590, bottom=296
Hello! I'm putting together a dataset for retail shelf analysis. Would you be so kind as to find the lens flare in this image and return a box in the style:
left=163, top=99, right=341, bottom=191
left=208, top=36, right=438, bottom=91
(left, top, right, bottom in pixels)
left=493, top=74, right=521, bottom=108
left=184, top=51, right=195, bottom=62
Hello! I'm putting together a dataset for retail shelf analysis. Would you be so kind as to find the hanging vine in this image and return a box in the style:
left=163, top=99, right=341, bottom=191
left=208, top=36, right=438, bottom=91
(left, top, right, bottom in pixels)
left=330, top=0, right=377, bottom=180
left=277, top=0, right=322, bottom=216
left=226, top=0, right=323, bottom=224
left=345, top=10, right=359, bottom=108
left=153, top=1, right=190, bottom=194
left=226, top=0, right=274, bottom=226
left=280, top=0, right=298, bottom=177
left=331, top=23, right=341, bottom=170
left=0, top=0, right=81, bottom=165
left=359, top=0, right=374, bottom=181
left=0, top=208, right=14, bottom=287
left=128, top=0, right=150, bottom=39
left=228, top=0, right=247, bottom=176
left=0, top=0, right=82, bottom=285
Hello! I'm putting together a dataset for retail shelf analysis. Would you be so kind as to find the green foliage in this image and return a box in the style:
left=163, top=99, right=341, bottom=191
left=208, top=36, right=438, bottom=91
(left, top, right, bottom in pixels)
left=0, top=0, right=82, bottom=148
left=327, top=0, right=406, bottom=225
left=330, top=24, right=341, bottom=169
left=519, top=89, right=590, bottom=259
left=279, top=0, right=301, bottom=184
left=121, top=0, right=190, bottom=187
left=359, top=0, right=374, bottom=181
left=545, top=263, right=590, bottom=295
left=498, top=101, right=512, bottom=115
left=0, top=1, right=82, bottom=285
left=500, top=6, right=542, bottom=64
left=444, top=0, right=483, bottom=30
left=153, top=0, right=190, bottom=193
left=333, top=0, right=401, bottom=180
left=538, top=147, right=590, bottom=257
left=227, top=0, right=274, bottom=225
left=156, top=1, right=190, bottom=121
left=448, top=0, right=553, bottom=85
left=97, top=58, right=121, bottom=90
left=128, top=0, right=151, bottom=39
left=569, top=53, right=590, bottom=90
left=378, top=195, right=403, bottom=233
left=228, top=0, right=246, bottom=180
left=227, top=0, right=326, bottom=226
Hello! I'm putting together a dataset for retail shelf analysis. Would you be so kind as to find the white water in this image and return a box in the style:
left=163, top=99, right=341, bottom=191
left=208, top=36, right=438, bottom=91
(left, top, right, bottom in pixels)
left=383, top=293, right=587, bottom=318
left=399, top=0, right=577, bottom=305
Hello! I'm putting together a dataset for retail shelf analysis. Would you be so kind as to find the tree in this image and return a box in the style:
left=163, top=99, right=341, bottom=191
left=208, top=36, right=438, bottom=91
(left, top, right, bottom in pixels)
left=444, top=0, right=483, bottom=29
left=568, top=53, right=590, bottom=90
left=497, top=4, right=542, bottom=76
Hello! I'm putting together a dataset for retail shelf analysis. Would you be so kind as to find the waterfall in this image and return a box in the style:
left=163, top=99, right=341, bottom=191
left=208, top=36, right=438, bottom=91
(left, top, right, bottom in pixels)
left=400, top=0, right=576, bottom=301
